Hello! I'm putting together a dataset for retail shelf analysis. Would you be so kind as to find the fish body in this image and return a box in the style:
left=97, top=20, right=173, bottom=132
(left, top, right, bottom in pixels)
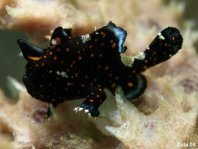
left=18, top=22, right=183, bottom=116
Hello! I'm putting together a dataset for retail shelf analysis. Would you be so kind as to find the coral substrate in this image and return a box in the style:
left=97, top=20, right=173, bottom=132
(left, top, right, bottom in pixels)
left=0, top=0, right=198, bottom=148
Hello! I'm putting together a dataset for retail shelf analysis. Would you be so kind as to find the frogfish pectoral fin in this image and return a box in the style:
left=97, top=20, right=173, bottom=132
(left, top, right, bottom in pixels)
left=17, top=39, right=45, bottom=62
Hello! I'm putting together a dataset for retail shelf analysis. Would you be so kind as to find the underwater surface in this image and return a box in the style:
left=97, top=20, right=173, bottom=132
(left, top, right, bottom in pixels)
left=0, top=0, right=198, bottom=148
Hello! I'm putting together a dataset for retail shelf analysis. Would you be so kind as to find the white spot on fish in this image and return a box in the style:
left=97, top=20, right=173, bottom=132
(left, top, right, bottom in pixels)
left=130, top=52, right=146, bottom=66
left=81, top=34, right=91, bottom=43
left=51, top=39, right=57, bottom=46
left=56, top=71, right=68, bottom=78
left=158, top=32, right=165, bottom=40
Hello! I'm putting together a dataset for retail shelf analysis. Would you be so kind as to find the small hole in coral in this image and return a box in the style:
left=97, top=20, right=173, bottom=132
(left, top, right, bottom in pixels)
left=180, top=99, right=192, bottom=113
left=0, top=120, right=14, bottom=141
